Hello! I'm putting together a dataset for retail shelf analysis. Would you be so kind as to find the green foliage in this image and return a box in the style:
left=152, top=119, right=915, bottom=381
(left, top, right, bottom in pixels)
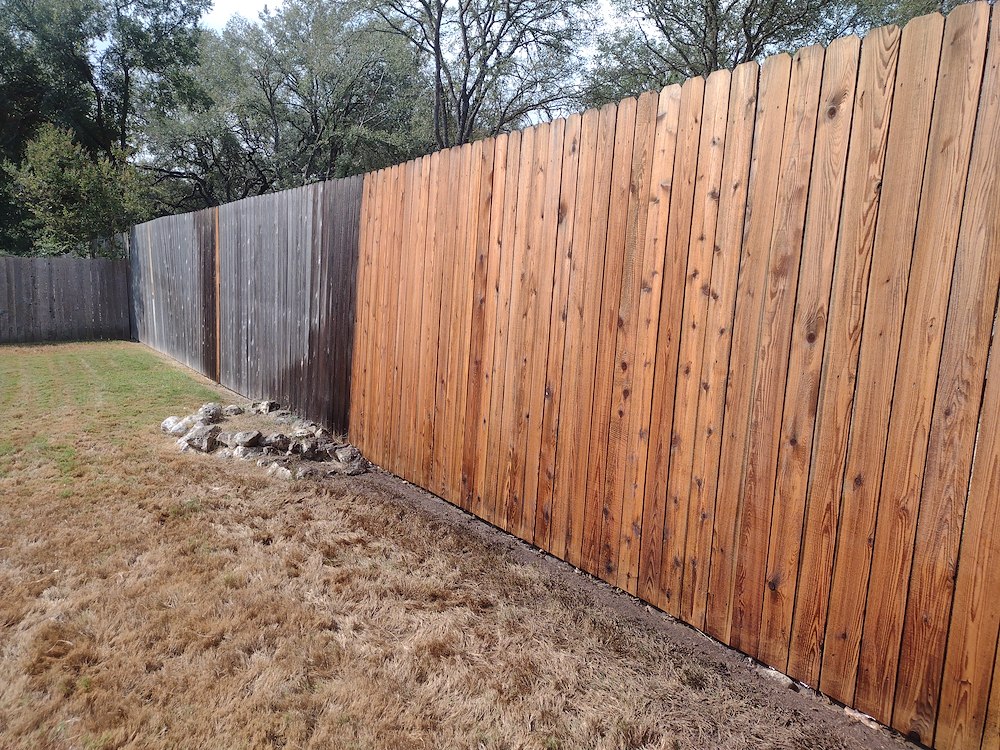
left=580, top=0, right=964, bottom=107
left=0, top=0, right=206, bottom=254
left=5, top=125, right=146, bottom=257
left=142, top=0, right=433, bottom=212
left=374, top=0, right=595, bottom=148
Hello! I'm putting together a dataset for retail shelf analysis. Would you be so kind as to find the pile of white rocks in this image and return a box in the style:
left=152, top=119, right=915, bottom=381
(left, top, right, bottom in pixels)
left=161, top=400, right=367, bottom=479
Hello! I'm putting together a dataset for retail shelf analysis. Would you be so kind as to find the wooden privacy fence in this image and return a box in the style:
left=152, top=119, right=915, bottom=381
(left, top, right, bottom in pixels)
left=129, top=176, right=363, bottom=432
left=349, top=5, right=1000, bottom=749
left=0, top=255, right=131, bottom=344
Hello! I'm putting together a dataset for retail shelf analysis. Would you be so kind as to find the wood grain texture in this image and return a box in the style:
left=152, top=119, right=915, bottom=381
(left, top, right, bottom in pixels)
left=854, top=3, right=989, bottom=726
left=1, top=256, right=130, bottom=344
left=616, top=88, right=679, bottom=595
left=658, top=71, right=729, bottom=614
left=554, top=107, right=610, bottom=567
left=932, top=13, right=1000, bottom=750
left=728, top=44, right=824, bottom=659
left=128, top=8, right=1000, bottom=745
left=604, top=90, right=658, bottom=589
left=705, top=52, right=792, bottom=643
left=785, top=22, right=901, bottom=686
left=638, top=77, right=704, bottom=612
left=757, top=35, right=859, bottom=671
left=818, top=11, right=944, bottom=707
left=587, top=99, right=637, bottom=581
left=535, top=115, right=583, bottom=550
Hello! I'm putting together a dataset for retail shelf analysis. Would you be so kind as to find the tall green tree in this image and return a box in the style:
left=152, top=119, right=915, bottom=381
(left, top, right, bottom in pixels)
left=0, top=0, right=208, bottom=254
left=5, top=124, right=146, bottom=257
left=143, top=0, right=433, bottom=212
left=374, top=0, right=594, bottom=148
left=580, top=0, right=959, bottom=106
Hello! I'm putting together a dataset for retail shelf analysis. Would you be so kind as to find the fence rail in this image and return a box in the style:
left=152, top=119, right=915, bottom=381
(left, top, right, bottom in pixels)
left=0, top=255, right=131, bottom=344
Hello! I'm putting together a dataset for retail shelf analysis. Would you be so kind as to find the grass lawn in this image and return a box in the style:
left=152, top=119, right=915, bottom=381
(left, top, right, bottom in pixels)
left=0, top=342, right=910, bottom=750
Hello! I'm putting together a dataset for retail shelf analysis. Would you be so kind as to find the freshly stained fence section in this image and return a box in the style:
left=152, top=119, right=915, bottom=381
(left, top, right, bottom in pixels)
left=130, top=176, right=362, bottom=433
left=348, top=6, right=1000, bottom=750
left=0, top=255, right=130, bottom=343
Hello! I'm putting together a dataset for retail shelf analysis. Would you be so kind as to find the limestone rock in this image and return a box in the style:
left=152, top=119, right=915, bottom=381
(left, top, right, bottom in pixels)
left=197, top=403, right=224, bottom=424
left=177, top=424, right=221, bottom=453
left=267, top=463, right=293, bottom=480
left=335, top=445, right=360, bottom=464
left=262, top=433, right=290, bottom=452
left=162, top=415, right=198, bottom=437
left=233, top=446, right=265, bottom=461
left=232, top=430, right=262, bottom=448
left=222, top=404, right=244, bottom=416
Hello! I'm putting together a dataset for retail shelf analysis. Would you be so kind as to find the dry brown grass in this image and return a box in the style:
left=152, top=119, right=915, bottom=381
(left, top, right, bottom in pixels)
left=0, top=342, right=911, bottom=750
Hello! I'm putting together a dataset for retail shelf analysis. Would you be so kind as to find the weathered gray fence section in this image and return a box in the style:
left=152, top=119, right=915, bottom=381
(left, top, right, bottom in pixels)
left=0, top=256, right=130, bottom=343
left=217, top=177, right=362, bottom=433
left=129, top=175, right=363, bottom=433
left=129, top=210, right=218, bottom=378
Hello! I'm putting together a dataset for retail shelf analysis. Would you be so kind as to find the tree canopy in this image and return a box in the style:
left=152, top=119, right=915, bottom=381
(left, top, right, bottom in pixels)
left=0, top=0, right=956, bottom=256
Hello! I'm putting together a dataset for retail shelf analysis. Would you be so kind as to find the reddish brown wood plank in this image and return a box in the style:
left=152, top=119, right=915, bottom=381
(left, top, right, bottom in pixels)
left=786, top=22, right=902, bottom=687
left=583, top=98, right=637, bottom=581
left=679, top=62, right=759, bottom=630
left=416, top=153, right=446, bottom=487
left=551, top=106, right=609, bottom=566
left=704, top=52, right=792, bottom=643
left=729, top=43, right=825, bottom=659
left=569, top=103, right=618, bottom=568
left=818, top=11, right=944, bottom=706
left=483, top=132, right=522, bottom=528
left=662, top=70, right=730, bottom=612
left=757, top=34, right=860, bottom=671
left=932, top=15, right=1000, bottom=750
left=854, top=2, right=989, bottom=724
left=614, top=88, right=676, bottom=594
left=470, top=135, right=509, bottom=521
left=521, top=121, right=565, bottom=540
left=535, top=114, right=583, bottom=550
left=636, top=76, right=703, bottom=610
left=461, top=140, right=497, bottom=511
left=891, top=13, right=999, bottom=748
left=624, top=82, right=684, bottom=600
left=602, top=90, right=658, bottom=585
left=497, top=127, right=540, bottom=533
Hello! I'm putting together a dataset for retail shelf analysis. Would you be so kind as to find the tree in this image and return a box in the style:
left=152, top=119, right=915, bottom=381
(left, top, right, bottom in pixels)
left=1, top=0, right=208, bottom=157
left=580, top=0, right=953, bottom=106
left=143, top=0, right=433, bottom=212
left=0, top=0, right=207, bottom=254
left=6, top=125, right=146, bottom=257
left=374, top=0, right=594, bottom=148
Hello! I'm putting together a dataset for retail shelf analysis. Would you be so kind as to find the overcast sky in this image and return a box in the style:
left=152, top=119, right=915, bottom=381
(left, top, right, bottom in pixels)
left=202, top=0, right=284, bottom=29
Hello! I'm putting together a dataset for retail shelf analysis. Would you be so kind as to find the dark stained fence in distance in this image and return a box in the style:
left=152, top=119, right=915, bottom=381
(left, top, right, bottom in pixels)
left=217, top=176, right=362, bottom=434
left=0, top=256, right=130, bottom=344
left=130, top=175, right=363, bottom=434
left=129, top=209, right=218, bottom=378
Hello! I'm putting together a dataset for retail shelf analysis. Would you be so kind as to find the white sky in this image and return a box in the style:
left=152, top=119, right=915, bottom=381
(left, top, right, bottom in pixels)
left=202, top=0, right=284, bottom=29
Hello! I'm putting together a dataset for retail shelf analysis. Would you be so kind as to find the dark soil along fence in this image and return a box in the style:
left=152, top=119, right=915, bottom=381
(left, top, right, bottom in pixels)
left=35, top=4, right=1000, bottom=749
left=0, top=256, right=130, bottom=343
left=129, top=176, right=362, bottom=433
left=350, top=6, right=1000, bottom=750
